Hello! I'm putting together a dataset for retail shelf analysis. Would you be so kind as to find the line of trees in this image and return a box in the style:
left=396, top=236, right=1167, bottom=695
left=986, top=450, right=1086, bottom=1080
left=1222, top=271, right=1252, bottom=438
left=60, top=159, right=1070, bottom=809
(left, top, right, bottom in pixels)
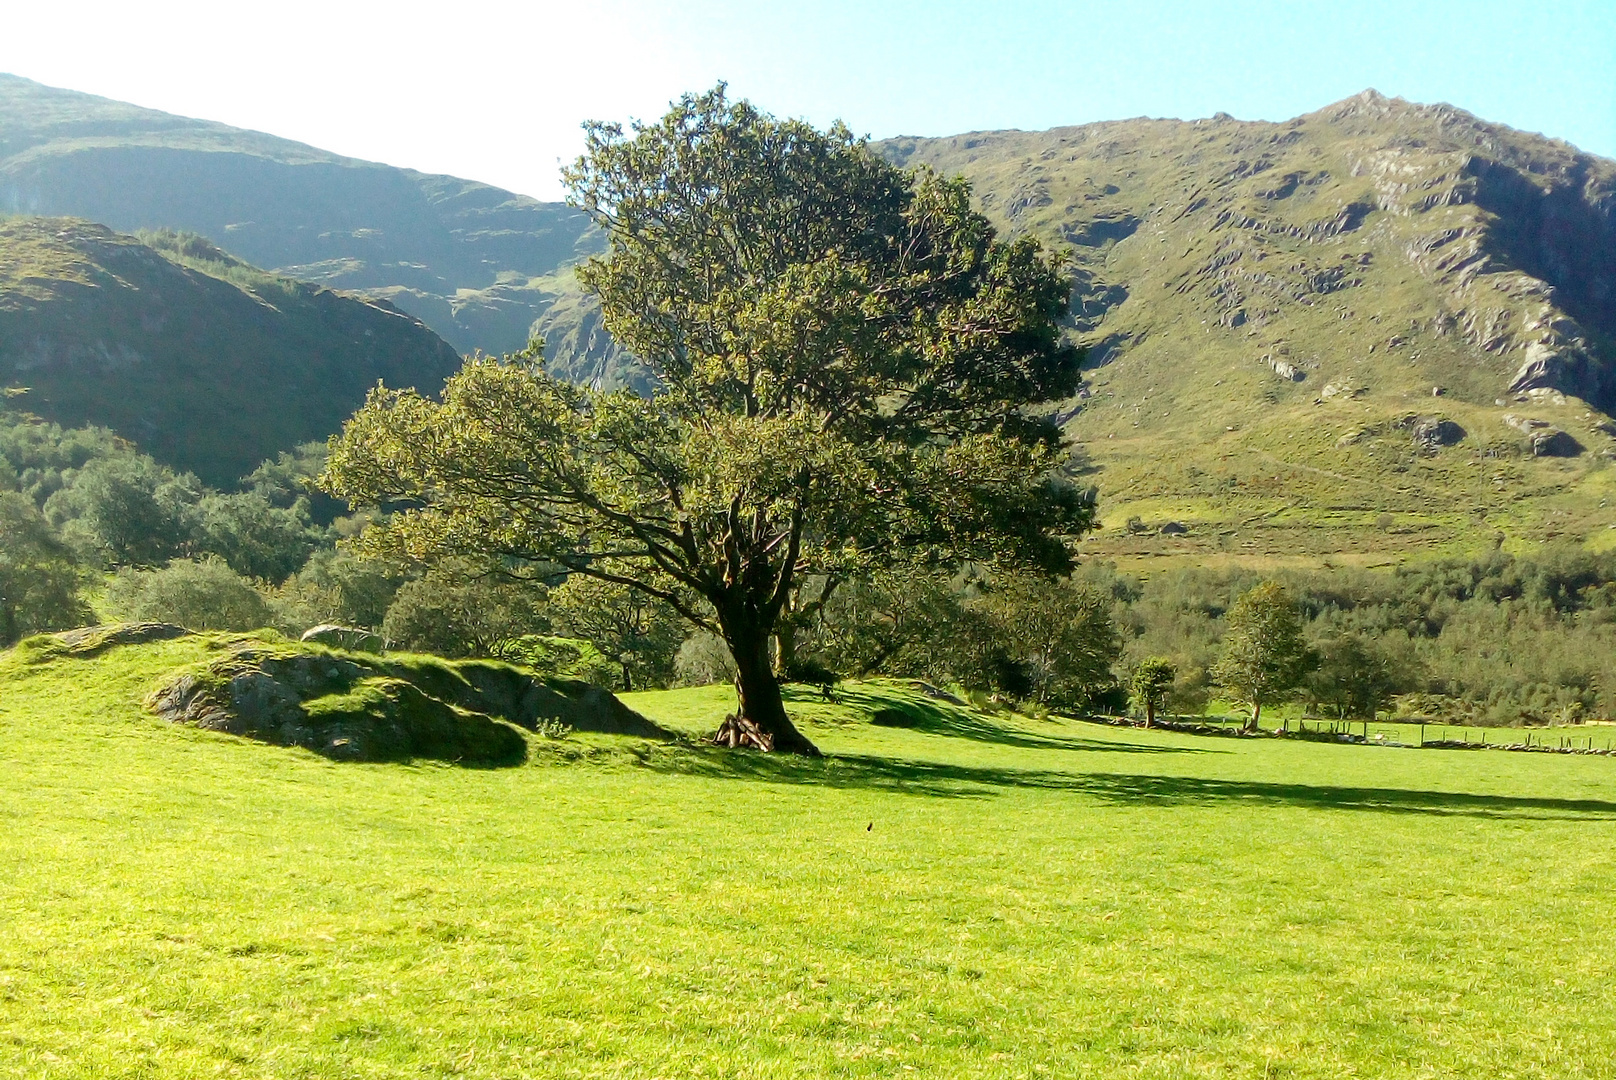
left=6, top=396, right=1615, bottom=729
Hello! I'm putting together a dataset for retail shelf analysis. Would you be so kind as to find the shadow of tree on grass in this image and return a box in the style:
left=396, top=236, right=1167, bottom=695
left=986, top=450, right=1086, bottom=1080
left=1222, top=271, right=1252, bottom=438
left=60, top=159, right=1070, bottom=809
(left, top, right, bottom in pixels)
left=632, top=744, right=1616, bottom=820
left=816, top=685, right=1213, bottom=756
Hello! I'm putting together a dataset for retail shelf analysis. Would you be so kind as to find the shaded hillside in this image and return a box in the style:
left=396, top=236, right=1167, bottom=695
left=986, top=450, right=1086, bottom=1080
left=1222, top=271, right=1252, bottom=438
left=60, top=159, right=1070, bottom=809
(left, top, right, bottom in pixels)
left=528, top=272, right=654, bottom=394
left=0, top=73, right=599, bottom=355
left=876, top=92, right=1616, bottom=563
left=0, top=218, right=461, bottom=483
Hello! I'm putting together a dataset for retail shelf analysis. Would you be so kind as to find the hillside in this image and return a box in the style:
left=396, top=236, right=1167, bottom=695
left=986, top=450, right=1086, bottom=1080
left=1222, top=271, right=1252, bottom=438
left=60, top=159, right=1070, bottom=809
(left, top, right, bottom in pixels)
left=0, top=73, right=598, bottom=356
left=0, top=217, right=461, bottom=483
left=883, top=92, right=1616, bottom=565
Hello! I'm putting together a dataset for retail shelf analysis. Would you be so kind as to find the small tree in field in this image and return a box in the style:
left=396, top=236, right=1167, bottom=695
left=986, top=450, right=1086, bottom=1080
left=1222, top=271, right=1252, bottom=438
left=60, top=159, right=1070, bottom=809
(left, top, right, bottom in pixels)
left=323, top=87, right=1094, bottom=754
left=1211, top=582, right=1315, bottom=731
left=1130, top=657, right=1176, bottom=727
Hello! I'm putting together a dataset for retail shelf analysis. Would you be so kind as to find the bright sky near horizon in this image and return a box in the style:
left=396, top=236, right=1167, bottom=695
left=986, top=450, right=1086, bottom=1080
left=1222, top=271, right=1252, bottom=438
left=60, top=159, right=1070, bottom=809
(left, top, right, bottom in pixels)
left=3, top=0, right=1612, bottom=202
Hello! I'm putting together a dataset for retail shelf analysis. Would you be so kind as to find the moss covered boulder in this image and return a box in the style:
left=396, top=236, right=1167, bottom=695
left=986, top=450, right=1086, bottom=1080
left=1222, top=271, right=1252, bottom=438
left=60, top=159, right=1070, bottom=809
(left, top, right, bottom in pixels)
left=144, top=639, right=669, bottom=765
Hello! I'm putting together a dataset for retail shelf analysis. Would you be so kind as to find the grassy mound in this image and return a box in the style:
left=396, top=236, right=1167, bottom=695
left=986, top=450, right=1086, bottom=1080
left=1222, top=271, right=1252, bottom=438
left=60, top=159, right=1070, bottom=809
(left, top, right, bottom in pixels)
left=6, top=626, right=669, bottom=766
left=12, top=622, right=191, bottom=662
left=147, top=646, right=528, bottom=767
left=145, top=637, right=672, bottom=765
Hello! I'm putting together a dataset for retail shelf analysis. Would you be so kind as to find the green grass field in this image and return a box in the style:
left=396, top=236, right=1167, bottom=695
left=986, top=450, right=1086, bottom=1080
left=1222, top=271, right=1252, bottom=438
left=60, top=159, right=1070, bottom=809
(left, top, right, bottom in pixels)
left=4, top=639, right=1616, bottom=1078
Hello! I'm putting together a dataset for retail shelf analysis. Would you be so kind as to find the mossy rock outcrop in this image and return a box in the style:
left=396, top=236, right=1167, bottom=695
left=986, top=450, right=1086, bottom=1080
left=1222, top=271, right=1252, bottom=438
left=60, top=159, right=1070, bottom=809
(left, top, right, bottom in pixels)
left=144, top=639, right=670, bottom=765
left=7, top=623, right=194, bottom=665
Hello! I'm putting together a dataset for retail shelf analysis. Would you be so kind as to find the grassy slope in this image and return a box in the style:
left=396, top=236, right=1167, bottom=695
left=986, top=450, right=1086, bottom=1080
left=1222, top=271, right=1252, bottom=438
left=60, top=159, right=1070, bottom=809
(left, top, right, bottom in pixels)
left=884, top=94, right=1616, bottom=568
left=3, top=642, right=1615, bottom=1077
left=0, top=218, right=462, bottom=483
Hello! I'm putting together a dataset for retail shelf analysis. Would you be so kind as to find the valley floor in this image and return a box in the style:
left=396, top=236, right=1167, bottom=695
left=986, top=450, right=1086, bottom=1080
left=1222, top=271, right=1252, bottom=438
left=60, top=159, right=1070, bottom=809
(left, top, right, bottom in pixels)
left=2, top=642, right=1615, bottom=1077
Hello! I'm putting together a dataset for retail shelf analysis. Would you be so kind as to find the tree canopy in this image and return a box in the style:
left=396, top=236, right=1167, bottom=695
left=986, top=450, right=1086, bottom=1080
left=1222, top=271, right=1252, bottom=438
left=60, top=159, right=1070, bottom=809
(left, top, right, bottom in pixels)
left=1211, top=582, right=1316, bottom=731
left=324, top=86, right=1094, bottom=754
left=1130, top=657, right=1177, bottom=727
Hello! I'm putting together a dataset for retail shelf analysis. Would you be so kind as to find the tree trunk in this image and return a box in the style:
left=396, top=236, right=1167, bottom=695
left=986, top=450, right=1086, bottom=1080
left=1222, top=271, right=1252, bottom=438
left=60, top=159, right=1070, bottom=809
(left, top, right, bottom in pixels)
left=1144, top=700, right=1155, bottom=728
left=722, top=620, right=820, bottom=756
left=1246, top=699, right=1262, bottom=733
left=774, top=619, right=798, bottom=677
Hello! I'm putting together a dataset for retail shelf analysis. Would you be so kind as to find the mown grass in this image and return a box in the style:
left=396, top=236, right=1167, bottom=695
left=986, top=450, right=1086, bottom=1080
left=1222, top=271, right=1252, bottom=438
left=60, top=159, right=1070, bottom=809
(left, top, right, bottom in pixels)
left=4, top=643, right=1616, bottom=1077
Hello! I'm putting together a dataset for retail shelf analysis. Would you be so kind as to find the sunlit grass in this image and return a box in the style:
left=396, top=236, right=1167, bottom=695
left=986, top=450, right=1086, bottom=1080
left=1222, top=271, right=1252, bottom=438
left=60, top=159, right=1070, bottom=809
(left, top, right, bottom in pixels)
left=3, top=645, right=1616, bottom=1077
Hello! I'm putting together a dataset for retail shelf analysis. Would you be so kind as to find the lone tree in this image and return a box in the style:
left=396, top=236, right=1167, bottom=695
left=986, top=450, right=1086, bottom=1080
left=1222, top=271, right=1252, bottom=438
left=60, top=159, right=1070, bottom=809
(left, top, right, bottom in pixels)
left=1211, top=582, right=1316, bottom=731
left=1130, top=656, right=1176, bottom=727
left=323, top=87, right=1094, bottom=754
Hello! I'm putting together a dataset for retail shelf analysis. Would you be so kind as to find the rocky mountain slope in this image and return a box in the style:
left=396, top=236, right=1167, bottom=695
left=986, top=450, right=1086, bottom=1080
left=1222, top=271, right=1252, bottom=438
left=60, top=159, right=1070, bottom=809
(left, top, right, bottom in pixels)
left=889, top=90, right=1615, bottom=412
left=0, top=73, right=597, bottom=356
left=0, top=218, right=461, bottom=483
left=881, top=91, right=1616, bottom=564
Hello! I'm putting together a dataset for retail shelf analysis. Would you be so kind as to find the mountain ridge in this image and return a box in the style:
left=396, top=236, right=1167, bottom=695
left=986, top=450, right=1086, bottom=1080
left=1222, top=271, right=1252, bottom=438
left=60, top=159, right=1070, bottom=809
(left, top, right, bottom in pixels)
left=858, top=90, right=1616, bottom=564
left=0, top=73, right=598, bottom=356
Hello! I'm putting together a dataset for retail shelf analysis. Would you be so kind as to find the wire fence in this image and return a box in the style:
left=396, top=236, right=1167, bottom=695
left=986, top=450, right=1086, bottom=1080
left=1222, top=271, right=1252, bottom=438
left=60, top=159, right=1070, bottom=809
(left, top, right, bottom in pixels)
left=1134, top=714, right=1616, bottom=754
left=1305, top=718, right=1613, bottom=751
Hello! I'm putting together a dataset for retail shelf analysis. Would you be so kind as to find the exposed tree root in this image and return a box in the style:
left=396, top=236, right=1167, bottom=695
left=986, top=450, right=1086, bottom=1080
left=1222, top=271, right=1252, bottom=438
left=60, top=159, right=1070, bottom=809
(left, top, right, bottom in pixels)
left=711, top=714, right=775, bottom=752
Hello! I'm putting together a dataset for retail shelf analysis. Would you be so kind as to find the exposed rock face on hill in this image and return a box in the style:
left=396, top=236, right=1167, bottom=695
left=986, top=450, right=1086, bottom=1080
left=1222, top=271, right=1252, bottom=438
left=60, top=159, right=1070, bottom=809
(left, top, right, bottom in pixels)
left=0, top=218, right=461, bottom=482
left=529, top=285, right=654, bottom=394
left=0, top=73, right=599, bottom=356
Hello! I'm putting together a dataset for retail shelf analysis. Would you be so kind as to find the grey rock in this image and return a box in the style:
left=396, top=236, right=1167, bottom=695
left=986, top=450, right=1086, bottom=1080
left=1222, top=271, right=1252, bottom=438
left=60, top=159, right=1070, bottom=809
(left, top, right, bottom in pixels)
left=1410, top=416, right=1465, bottom=451
left=1268, top=357, right=1305, bottom=381
left=1531, top=429, right=1583, bottom=457
left=54, top=622, right=189, bottom=648
left=1502, top=413, right=1583, bottom=456
left=1502, top=413, right=1551, bottom=434
left=46, top=623, right=191, bottom=658
left=914, top=681, right=966, bottom=705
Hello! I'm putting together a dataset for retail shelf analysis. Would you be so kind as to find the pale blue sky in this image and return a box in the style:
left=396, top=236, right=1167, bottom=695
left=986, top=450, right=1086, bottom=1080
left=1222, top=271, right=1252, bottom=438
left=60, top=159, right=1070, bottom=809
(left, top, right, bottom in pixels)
left=3, top=0, right=1612, bottom=200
